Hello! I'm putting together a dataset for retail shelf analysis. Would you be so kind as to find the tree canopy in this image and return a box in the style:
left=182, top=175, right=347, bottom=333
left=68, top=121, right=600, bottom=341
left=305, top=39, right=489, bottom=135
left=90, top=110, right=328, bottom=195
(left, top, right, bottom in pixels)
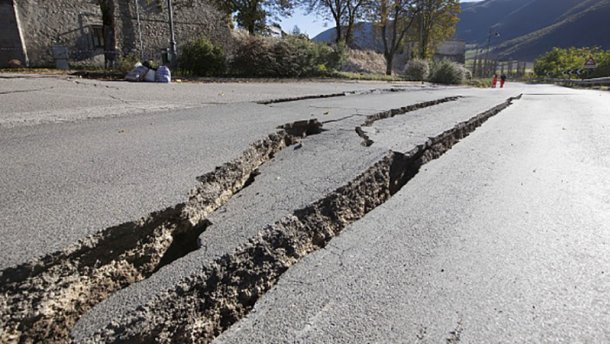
left=214, top=0, right=294, bottom=35
left=416, top=0, right=460, bottom=59
left=534, top=47, right=610, bottom=78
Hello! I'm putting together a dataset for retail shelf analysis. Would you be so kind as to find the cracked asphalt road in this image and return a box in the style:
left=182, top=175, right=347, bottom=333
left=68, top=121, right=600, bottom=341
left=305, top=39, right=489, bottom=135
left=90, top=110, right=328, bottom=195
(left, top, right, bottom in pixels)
left=0, top=74, right=427, bottom=128
left=216, top=87, right=610, bottom=343
left=0, top=75, right=482, bottom=269
left=2, top=73, right=608, bottom=342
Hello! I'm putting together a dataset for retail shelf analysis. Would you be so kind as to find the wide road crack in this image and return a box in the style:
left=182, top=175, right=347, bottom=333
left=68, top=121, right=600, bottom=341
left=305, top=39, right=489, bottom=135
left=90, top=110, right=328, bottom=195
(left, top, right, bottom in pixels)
left=0, top=95, right=521, bottom=344
left=74, top=95, right=521, bottom=343
left=0, top=120, right=323, bottom=344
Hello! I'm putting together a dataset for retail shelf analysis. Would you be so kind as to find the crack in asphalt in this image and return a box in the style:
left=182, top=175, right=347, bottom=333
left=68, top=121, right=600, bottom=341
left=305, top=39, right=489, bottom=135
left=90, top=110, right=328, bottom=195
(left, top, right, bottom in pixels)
left=0, top=87, right=55, bottom=95
left=0, top=95, right=522, bottom=344
left=257, top=87, right=411, bottom=105
left=74, top=95, right=521, bottom=343
left=0, top=120, right=323, bottom=344
left=355, top=96, right=462, bottom=146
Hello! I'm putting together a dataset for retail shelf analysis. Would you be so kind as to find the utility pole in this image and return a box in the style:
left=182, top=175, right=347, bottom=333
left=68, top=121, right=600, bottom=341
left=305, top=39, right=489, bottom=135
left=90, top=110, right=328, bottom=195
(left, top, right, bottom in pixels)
left=134, top=0, right=143, bottom=60
left=484, top=28, right=499, bottom=76
left=167, top=0, right=177, bottom=66
left=419, top=0, right=425, bottom=59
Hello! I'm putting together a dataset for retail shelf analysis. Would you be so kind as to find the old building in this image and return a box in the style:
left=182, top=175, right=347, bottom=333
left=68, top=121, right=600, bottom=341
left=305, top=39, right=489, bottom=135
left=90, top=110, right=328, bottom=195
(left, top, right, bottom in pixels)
left=434, top=40, right=466, bottom=64
left=0, top=0, right=231, bottom=67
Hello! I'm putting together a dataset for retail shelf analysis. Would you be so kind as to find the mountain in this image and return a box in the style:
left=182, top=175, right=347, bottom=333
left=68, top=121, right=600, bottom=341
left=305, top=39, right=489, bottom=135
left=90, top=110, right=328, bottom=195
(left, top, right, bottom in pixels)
left=457, top=0, right=610, bottom=60
left=313, top=0, right=610, bottom=61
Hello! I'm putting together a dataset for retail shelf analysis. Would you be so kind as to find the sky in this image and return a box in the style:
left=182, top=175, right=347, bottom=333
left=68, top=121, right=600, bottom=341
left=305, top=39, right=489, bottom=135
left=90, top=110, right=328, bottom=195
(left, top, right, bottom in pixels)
left=279, top=0, right=483, bottom=38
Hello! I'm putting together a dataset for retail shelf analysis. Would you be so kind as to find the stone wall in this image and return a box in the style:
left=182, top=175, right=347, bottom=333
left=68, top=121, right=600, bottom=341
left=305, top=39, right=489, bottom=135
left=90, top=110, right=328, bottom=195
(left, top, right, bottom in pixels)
left=12, top=0, right=232, bottom=66
left=0, top=0, right=27, bottom=67
left=115, top=0, right=232, bottom=60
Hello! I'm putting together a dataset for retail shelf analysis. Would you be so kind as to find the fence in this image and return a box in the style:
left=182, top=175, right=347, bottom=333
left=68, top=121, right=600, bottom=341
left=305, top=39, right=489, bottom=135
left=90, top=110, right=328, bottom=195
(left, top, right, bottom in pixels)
left=531, top=77, right=610, bottom=87
left=467, top=58, right=530, bottom=78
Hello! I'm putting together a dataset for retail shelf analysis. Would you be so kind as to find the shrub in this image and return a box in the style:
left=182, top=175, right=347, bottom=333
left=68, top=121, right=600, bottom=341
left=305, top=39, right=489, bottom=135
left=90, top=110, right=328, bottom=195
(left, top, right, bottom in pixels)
left=230, top=36, right=346, bottom=78
left=316, top=42, right=347, bottom=71
left=534, top=47, right=610, bottom=78
left=428, top=59, right=465, bottom=85
left=180, top=38, right=226, bottom=76
left=403, top=59, right=429, bottom=81
left=231, top=36, right=277, bottom=77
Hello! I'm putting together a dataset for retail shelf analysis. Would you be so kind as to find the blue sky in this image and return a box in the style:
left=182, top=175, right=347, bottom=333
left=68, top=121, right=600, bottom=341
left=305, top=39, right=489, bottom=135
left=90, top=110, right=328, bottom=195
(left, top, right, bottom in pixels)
left=279, top=0, right=483, bottom=38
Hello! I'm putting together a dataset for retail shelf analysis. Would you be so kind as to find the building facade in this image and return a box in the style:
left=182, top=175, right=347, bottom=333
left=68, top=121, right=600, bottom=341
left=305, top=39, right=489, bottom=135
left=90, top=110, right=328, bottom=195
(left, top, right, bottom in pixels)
left=0, top=0, right=232, bottom=67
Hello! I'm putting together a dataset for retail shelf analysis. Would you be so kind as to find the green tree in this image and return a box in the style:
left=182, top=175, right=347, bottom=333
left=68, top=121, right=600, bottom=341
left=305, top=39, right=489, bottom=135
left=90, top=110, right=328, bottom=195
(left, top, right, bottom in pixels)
left=302, top=0, right=368, bottom=44
left=213, top=0, right=294, bottom=35
left=416, top=0, right=460, bottom=59
left=368, top=0, right=418, bottom=75
left=534, top=47, right=610, bottom=78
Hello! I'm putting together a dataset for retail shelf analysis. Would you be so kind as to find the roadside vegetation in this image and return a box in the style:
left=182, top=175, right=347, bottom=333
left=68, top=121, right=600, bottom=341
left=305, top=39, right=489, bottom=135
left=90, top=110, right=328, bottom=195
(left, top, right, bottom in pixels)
left=534, top=47, right=610, bottom=78
left=178, top=36, right=345, bottom=78
left=1, top=0, right=470, bottom=85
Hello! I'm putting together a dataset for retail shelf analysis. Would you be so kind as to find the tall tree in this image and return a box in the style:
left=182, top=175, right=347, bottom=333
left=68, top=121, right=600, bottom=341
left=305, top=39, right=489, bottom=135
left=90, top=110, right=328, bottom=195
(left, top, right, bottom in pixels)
left=303, top=0, right=348, bottom=43
left=302, top=0, right=367, bottom=44
left=369, top=0, right=418, bottom=75
left=214, top=0, right=293, bottom=35
left=417, top=0, right=460, bottom=59
left=98, top=0, right=117, bottom=68
left=344, top=0, right=368, bottom=45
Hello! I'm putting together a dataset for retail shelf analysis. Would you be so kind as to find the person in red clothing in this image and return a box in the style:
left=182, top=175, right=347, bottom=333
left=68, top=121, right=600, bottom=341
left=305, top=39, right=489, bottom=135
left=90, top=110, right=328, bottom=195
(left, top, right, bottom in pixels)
left=492, top=74, right=498, bottom=88
left=500, top=74, right=507, bottom=88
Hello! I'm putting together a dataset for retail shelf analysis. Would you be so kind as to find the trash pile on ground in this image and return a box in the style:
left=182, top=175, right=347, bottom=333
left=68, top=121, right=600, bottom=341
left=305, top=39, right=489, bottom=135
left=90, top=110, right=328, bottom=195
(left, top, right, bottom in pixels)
left=125, top=61, right=171, bottom=83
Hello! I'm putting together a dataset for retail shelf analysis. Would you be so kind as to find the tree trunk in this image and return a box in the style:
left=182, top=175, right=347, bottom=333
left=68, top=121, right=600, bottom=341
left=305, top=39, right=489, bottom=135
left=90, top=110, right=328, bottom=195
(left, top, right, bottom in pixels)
left=384, top=51, right=393, bottom=75
left=247, top=22, right=256, bottom=35
left=334, top=20, right=342, bottom=43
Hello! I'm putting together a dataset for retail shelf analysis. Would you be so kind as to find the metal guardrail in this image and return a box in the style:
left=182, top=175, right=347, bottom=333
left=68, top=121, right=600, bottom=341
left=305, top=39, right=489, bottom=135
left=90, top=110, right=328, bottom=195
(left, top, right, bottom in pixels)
left=532, top=77, right=610, bottom=87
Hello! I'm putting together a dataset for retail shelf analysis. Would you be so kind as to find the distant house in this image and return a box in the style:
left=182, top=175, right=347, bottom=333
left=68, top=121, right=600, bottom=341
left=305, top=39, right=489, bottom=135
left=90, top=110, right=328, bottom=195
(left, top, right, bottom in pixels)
left=433, top=40, right=466, bottom=64
left=264, top=24, right=286, bottom=38
left=0, top=0, right=231, bottom=67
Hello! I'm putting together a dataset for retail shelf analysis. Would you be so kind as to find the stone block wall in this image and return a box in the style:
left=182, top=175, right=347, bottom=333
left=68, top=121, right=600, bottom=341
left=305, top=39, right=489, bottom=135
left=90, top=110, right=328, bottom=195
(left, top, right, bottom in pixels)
left=11, top=0, right=232, bottom=66
left=115, top=0, right=232, bottom=60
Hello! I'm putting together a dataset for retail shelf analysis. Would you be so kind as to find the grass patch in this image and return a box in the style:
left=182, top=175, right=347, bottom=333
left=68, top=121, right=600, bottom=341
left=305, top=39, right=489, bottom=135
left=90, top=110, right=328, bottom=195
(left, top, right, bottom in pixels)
left=465, top=78, right=492, bottom=88
left=330, top=71, right=406, bottom=81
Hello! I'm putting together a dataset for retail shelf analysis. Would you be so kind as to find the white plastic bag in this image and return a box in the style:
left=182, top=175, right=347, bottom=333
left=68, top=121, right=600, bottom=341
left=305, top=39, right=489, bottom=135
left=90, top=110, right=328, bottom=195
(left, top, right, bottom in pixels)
left=155, top=66, right=171, bottom=83
left=144, top=69, right=156, bottom=82
left=125, top=66, right=148, bottom=82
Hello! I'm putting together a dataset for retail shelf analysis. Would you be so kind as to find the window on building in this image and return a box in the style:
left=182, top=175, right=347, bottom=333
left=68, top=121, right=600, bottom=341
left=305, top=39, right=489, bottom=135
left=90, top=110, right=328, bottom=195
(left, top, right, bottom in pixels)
left=91, top=26, right=104, bottom=49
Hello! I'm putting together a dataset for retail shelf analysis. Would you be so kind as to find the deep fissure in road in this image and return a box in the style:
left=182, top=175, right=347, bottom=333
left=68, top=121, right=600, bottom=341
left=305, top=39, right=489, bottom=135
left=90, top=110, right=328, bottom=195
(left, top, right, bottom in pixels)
left=0, top=95, right=520, bottom=343
left=0, top=120, right=323, bottom=344
left=257, top=87, right=410, bottom=105
left=355, top=96, right=461, bottom=146
left=81, top=95, right=521, bottom=343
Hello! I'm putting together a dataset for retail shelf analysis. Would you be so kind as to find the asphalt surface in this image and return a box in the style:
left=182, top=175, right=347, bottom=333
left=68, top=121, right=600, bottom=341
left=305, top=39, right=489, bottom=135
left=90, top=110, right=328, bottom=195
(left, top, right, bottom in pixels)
left=216, top=87, right=610, bottom=342
left=4, top=73, right=608, bottom=342
left=0, top=74, right=424, bottom=128
left=0, top=76, right=496, bottom=269
left=71, top=93, right=518, bottom=340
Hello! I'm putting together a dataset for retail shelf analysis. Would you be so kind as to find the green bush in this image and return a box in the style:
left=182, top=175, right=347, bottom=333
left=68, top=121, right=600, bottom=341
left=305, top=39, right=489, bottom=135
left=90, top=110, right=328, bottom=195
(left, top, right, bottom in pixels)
left=534, top=47, right=610, bottom=78
left=403, top=59, right=429, bottom=81
left=231, top=36, right=277, bottom=77
left=230, top=36, right=346, bottom=78
left=180, top=38, right=226, bottom=76
left=428, top=59, right=465, bottom=85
